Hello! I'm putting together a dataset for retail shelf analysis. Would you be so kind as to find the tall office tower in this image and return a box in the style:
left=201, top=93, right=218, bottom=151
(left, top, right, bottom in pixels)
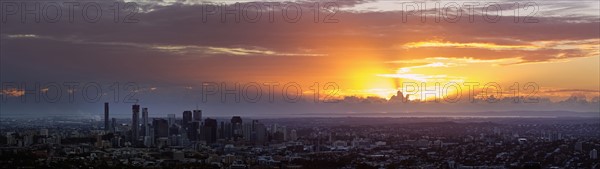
left=231, top=116, right=242, bottom=124
left=189, top=121, right=200, bottom=141
left=281, top=126, right=288, bottom=141
left=193, top=110, right=202, bottom=122
left=111, top=118, right=117, bottom=132
left=231, top=116, right=243, bottom=140
left=131, top=104, right=140, bottom=142
left=169, top=124, right=179, bottom=136
left=203, top=118, right=218, bottom=144
left=182, top=111, right=192, bottom=127
left=575, top=141, right=583, bottom=151
left=591, top=149, right=598, bottom=160
left=271, top=124, right=278, bottom=134
left=219, top=121, right=225, bottom=139
left=255, top=122, right=267, bottom=144
left=142, top=108, right=149, bottom=137
left=104, top=102, right=109, bottom=131
left=243, top=123, right=253, bottom=141
left=251, top=120, right=266, bottom=143
left=290, top=129, right=297, bottom=141
left=224, top=122, right=232, bottom=139
left=167, top=114, right=176, bottom=127
left=153, top=118, right=169, bottom=138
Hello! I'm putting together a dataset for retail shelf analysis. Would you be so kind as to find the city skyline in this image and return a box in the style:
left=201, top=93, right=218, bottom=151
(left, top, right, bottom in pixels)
left=0, top=0, right=599, bottom=168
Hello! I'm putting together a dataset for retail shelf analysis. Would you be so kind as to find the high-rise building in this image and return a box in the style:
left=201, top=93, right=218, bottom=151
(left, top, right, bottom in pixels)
left=290, top=129, right=298, bottom=141
left=575, top=141, right=583, bottom=151
left=231, top=116, right=242, bottom=124
left=142, top=108, right=149, bottom=137
left=224, top=122, right=232, bottom=139
left=104, top=102, right=109, bottom=131
left=271, top=124, right=278, bottom=134
left=193, top=110, right=202, bottom=122
left=203, top=118, right=218, bottom=144
left=189, top=121, right=200, bottom=141
left=111, top=118, right=117, bottom=132
left=591, top=149, right=598, bottom=160
left=243, top=123, right=253, bottom=141
left=281, top=126, right=287, bottom=141
left=219, top=121, right=225, bottom=139
left=182, top=111, right=192, bottom=127
left=131, top=104, right=140, bottom=142
left=254, top=122, right=267, bottom=143
left=231, top=116, right=243, bottom=140
left=167, top=114, right=176, bottom=127
left=153, top=118, right=169, bottom=138
left=169, top=124, right=179, bottom=136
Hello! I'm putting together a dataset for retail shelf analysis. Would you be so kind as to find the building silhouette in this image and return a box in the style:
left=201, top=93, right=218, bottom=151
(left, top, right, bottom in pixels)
left=253, top=120, right=267, bottom=143
left=231, top=116, right=243, bottom=140
left=142, top=108, right=149, bottom=137
left=575, top=141, right=583, bottom=151
left=111, top=118, right=117, bottom=133
left=193, top=110, right=202, bottom=122
left=131, top=104, right=140, bottom=142
left=189, top=121, right=200, bottom=141
left=203, top=118, right=218, bottom=144
left=104, top=102, right=109, bottom=131
left=167, top=114, right=176, bottom=127
left=153, top=118, right=169, bottom=138
left=182, top=111, right=192, bottom=127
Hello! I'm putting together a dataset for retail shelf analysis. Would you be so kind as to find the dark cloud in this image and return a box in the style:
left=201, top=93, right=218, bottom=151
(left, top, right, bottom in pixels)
left=1, top=0, right=598, bottom=117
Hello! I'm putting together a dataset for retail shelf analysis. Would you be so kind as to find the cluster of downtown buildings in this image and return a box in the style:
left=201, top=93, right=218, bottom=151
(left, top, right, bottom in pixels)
left=102, top=103, right=293, bottom=149
left=0, top=103, right=599, bottom=169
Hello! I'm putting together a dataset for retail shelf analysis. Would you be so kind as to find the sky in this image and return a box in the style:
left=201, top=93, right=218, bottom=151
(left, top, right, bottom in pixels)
left=0, top=0, right=599, bottom=118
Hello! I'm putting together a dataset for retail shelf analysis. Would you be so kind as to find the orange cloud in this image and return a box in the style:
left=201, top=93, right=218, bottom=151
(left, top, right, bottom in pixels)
left=0, top=88, right=25, bottom=97
left=402, top=41, right=540, bottom=50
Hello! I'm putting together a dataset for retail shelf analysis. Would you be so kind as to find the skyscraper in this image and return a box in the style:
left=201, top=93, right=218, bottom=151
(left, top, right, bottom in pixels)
left=575, top=141, right=583, bottom=151
left=132, top=104, right=140, bottom=142
left=255, top=122, right=267, bottom=143
left=182, top=111, right=192, bottom=127
left=169, top=124, right=179, bottom=136
left=189, top=121, right=200, bottom=141
left=290, top=129, right=298, bottom=141
left=271, top=124, right=278, bottom=134
left=104, top=102, right=109, bottom=131
left=142, top=108, right=149, bottom=137
left=193, top=110, right=202, bottom=122
left=224, top=122, right=232, bottom=139
left=231, top=116, right=242, bottom=124
left=219, top=121, right=225, bottom=139
left=204, top=118, right=218, bottom=144
left=231, top=116, right=243, bottom=140
left=243, top=123, right=252, bottom=141
left=111, top=118, right=117, bottom=133
left=591, top=149, right=598, bottom=160
left=153, top=118, right=169, bottom=138
left=281, top=126, right=287, bottom=141
left=167, top=114, right=176, bottom=127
